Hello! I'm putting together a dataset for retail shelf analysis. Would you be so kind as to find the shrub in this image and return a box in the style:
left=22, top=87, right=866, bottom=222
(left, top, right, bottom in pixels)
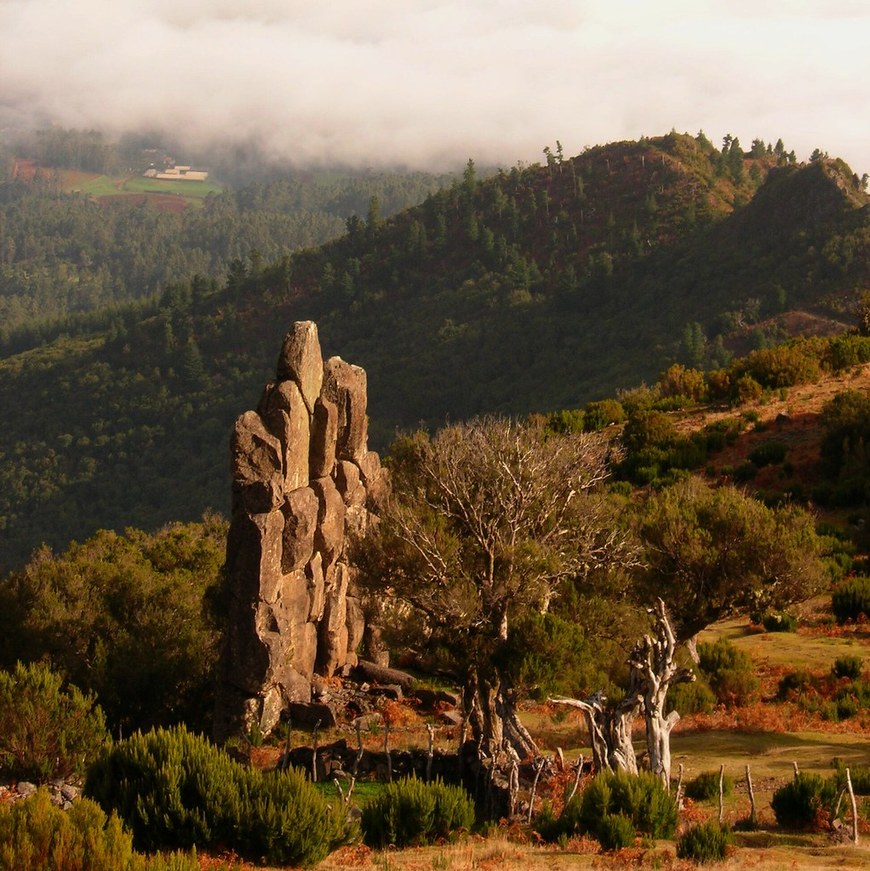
left=1, top=520, right=226, bottom=733
left=676, top=819, right=731, bottom=863
left=698, top=639, right=759, bottom=707
left=667, top=679, right=716, bottom=716
left=771, top=773, right=837, bottom=830
left=685, top=770, right=733, bottom=802
left=833, top=760, right=870, bottom=795
left=832, top=577, right=870, bottom=623
left=584, top=399, right=626, bottom=431
left=762, top=611, right=798, bottom=632
left=578, top=770, right=677, bottom=840
left=597, top=813, right=636, bottom=851
left=777, top=669, right=815, bottom=701
left=749, top=440, right=788, bottom=468
left=833, top=656, right=864, bottom=680
left=84, top=725, right=347, bottom=866
left=0, top=661, right=108, bottom=782
left=360, top=777, right=474, bottom=848
left=0, top=788, right=200, bottom=871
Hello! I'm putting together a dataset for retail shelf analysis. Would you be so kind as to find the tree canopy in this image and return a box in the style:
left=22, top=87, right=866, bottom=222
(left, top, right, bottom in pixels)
left=636, top=476, right=827, bottom=640
left=355, top=417, right=636, bottom=757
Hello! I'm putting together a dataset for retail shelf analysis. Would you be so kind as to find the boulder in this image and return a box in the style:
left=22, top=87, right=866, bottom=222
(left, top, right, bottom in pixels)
left=275, top=321, right=323, bottom=413
left=218, top=321, right=386, bottom=740
left=334, top=459, right=366, bottom=507
left=309, top=397, right=338, bottom=478
left=260, top=380, right=310, bottom=491
left=231, top=411, right=284, bottom=514
left=311, top=476, right=347, bottom=571
left=281, top=487, right=318, bottom=572
left=322, top=357, right=368, bottom=461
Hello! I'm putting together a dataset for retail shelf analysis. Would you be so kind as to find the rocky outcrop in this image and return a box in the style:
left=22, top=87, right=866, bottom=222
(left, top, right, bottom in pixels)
left=216, top=321, right=388, bottom=741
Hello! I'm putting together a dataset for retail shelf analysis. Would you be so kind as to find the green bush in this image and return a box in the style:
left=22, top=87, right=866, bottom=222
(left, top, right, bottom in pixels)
left=597, top=813, right=635, bottom=851
left=1, top=521, right=226, bottom=734
left=832, top=577, right=870, bottom=623
left=0, top=661, right=108, bottom=782
left=667, top=679, right=716, bottom=716
left=771, top=773, right=837, bottom=830
left=84, top=725, right=347, bottom=866
left=676, top=819, right=731, bottom=863
left=0, top=788, right=201, bottom=871
left=776, top=669, right=815, bottom=701
left=360, top=777, right=474, bottom=848
left=833, top=760, right=870, bottom=795
left=762, top=611, right=798, bottom=632
left=685, top=770, right=733, bottom=802
left=698, top=639, right=759, bottom=707
left=749, top=440, right=788, bottom=468
left=833, top=656, right=863, bottom=680
left=577, top=770, right=677, bottom=841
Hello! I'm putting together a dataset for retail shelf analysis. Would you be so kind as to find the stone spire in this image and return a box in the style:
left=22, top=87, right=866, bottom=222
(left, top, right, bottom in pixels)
left=215, top=321, right=388, bottom=740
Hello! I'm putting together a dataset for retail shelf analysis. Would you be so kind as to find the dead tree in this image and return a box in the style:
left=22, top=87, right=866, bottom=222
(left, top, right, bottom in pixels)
left=630, top=599, right=694, bottom=788
left=549, top=689, right=642, bottom=774
left=550, top=598, right=692, bottom=787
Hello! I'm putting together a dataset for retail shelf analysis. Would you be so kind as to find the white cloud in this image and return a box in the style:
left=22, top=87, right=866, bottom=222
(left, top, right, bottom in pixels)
left=0, top=0, right=867, bottom=173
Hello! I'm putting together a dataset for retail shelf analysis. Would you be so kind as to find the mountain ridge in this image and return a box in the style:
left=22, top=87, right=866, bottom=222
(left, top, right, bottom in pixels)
left=1, top=132, right=868, bottom=568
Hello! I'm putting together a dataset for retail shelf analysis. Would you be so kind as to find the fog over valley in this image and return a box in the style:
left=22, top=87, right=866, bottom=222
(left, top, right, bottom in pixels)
left=1, top=1, right=868, bottom=172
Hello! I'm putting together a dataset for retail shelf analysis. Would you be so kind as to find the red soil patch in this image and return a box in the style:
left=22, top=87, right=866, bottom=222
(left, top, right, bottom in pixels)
left=11, top=158, right=38, bottom=182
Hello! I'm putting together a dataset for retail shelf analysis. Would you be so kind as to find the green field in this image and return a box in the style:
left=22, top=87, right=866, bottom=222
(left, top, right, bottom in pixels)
left=70, top=173, right=225, bottom=205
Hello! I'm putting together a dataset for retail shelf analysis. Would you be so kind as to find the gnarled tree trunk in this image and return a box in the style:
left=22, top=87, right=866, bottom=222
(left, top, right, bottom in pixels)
left=551, top=599, right=692, bottom=785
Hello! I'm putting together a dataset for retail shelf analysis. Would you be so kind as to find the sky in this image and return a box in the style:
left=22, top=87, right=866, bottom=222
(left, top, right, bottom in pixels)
left=0, top=0, right=868, bottom=174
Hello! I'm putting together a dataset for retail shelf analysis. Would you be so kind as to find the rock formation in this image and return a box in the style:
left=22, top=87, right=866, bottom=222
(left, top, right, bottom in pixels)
left=215, top=321, right=388, bottom=740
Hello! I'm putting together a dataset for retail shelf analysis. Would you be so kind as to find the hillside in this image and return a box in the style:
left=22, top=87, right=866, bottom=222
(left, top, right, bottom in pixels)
left=1, top=132, right=869, bottom=568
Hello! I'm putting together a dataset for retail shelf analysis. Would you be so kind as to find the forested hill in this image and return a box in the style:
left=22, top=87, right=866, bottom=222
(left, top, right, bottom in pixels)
left=1, top=132, right=868, bottom=568
left=0, top=165, right=455, bottom=351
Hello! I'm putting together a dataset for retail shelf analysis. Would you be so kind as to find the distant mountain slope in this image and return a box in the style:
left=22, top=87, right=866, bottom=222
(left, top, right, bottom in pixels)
left=0, top=133, right=868, bottom=568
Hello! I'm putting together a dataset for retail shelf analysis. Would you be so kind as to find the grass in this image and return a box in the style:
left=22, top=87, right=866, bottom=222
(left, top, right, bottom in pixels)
left=702, top=613, right=870, bottom=672
left=64, top=173, right=225, bottom=206
left=314, top=779, right=386, bottom=805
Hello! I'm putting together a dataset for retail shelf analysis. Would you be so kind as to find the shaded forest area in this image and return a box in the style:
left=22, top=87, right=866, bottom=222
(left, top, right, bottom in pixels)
left=0, top=131, right=868, bottom=569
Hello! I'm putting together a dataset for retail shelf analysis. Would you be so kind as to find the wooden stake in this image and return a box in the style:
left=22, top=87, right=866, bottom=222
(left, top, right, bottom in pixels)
left=311, top=719, right=321, bottom=783
left=745, top=765, right=756, bottom=826
left=426, top=724, right=435, bottom=783
left=566, top=754, right=584, bottom=806
left=675, top=763, right=685, bottom=811
left=846, top=768, right=860, bottom=845
left=528, top=757, right=546, bottom=824
left=384, top=721, right=392, bottom=782
left=718, top=764, right=725, bottom=825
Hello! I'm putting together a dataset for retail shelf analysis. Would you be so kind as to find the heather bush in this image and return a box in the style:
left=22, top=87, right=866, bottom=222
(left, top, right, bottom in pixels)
left=748, top=440, right=788, bottom=468
left=597, top=813, right=636, bottom=851
left=676, top=819, right=731, bottom=863
left=577, top=770, right=677, bottom=841
left=833, top=655, right=863, bottom=680
left=685, top=770, right=733, bottom=802
left=84, top=725, right=347, bottom=865
left=360, top=777, right=474, bottom=848
left=832, top=577, right=870, bottom=623
left=0, top=788, right=200, bottom=871
left=771, top=773, right=837, bottom=830
left=776, top=669, right=815, bottom=701
left=762, top=611, right=798, bottom=632
left=698, top=639, right=759, bottom=707
left=667, top=679, right=716, bottom=716
left=0, top=661, right=108, bottom=782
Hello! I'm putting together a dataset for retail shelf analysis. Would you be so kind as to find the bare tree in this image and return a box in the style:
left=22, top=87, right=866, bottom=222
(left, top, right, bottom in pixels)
left=551, top=598, right=692, bottom=786
left=355, top=416, right=634, bottom=760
